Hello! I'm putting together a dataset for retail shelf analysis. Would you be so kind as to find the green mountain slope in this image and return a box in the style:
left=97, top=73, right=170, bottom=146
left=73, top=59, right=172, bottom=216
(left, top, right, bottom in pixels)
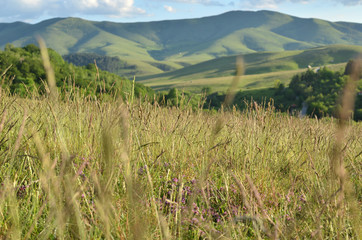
left=137, top=45, right=362, bottom=92
left=0, top=10, right=361, bottom=77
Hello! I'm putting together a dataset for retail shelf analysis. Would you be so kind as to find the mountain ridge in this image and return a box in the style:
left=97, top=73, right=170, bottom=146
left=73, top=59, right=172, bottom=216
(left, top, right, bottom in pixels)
left=1, top=10, right=362, bottom=76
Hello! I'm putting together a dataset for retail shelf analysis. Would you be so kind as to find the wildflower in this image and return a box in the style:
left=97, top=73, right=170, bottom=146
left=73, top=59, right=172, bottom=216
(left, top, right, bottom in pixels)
left=17, top=185, right=27, bottom=198
left=79, top=172, right=86, bottom=181
left=191, top=217, right=199, bottom=224
left=184, top=186, right=192, bottom=194
left=231, top=205, right=239, bottom=216
left=138, top=166, right=145, bottom=175
left=299, top=194, right=306, bottom=203
left=192, top=203, right=199, bottom=215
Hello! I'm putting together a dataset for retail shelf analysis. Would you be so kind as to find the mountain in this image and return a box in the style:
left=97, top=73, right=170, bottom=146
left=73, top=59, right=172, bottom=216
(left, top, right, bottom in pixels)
left=139, top=44, right=362, bottom=79
left=1, top=11, right=362, bottom=76
left=137, top=45, right=362, bottom=92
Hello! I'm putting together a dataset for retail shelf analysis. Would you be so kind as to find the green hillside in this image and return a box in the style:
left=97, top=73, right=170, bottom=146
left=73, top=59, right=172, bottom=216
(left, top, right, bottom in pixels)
left=0, top=11, right=362, bottom=76
left=0, top=44, right=154, bottom=98
left=138, top=45, right=362, bottom=92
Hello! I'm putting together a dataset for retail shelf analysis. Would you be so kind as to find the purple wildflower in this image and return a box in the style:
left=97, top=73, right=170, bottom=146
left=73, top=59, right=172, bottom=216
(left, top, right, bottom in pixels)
left=138, top=166, right=145, bottom=175
left=191, top=218, right=199, bottom=224
left=300, top=194, right=306, bottom=203
left=17, top=185, right=27, bottom=198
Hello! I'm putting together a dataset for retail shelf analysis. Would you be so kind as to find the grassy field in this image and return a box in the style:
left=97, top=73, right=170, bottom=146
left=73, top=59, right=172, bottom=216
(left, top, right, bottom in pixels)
left=140, top=63, right=347, bottom=93
left=0, top=86, right=361, bottom=238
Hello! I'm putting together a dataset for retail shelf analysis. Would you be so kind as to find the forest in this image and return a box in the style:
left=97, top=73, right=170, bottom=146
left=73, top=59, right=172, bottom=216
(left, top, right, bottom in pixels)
left=62, top=53, right=137, bottom=73
left=198, top=62, right=362, bottom=120
left=0, top=44, right=154, bottom=100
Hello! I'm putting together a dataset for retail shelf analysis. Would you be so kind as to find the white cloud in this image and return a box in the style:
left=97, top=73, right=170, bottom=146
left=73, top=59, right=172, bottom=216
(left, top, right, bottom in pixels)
left=164, top=5, right=176, bottom=12
left=337, top=0, right=362, bottom=5
left=81, top=0, right=100, bottom=8
left=249, top=0, right=279, bottom=9
left=239, top=0, right=362, bottom=9
left=240, top=0, right=309, bottom=9
left=20, top=0, right=43, bottom=7
left=0, top=0, right=146, bottom=22
left=154, top=0, right=225, bottom=6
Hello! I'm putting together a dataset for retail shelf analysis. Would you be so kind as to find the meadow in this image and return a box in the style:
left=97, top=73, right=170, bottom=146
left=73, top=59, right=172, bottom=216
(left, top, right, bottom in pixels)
left=0, top=80, right=361, bottom=239
left=0, top=42, right=361, bottom=239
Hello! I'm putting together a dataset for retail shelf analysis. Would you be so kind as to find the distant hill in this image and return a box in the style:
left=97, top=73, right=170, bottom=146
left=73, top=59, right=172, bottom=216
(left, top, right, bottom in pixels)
left=139, top=45, right=362, bottom=80
left=1, top=10, right=362, bottom=76
left=137, top=45, right=362, bottom=92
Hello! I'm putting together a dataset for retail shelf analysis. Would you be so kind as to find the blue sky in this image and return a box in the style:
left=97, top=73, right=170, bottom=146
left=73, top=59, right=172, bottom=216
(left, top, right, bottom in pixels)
left=1, top=0, right=362, bottom=24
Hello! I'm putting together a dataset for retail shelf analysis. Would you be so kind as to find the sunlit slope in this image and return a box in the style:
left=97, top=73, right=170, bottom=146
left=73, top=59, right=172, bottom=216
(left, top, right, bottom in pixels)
left=138, top=45, right=362, bottom=92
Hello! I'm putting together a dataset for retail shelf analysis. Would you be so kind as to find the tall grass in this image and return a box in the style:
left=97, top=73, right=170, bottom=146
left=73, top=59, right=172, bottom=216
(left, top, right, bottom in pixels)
left=0, top=44, right=360, bottom=239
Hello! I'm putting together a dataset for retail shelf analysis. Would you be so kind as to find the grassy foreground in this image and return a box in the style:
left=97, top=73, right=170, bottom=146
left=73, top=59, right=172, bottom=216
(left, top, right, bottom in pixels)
left=0, top=87, right=361, bottom=239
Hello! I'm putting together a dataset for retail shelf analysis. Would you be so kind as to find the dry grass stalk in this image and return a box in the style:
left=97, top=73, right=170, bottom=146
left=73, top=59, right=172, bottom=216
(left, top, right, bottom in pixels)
left=11, top=108, right=27, bottom=160
left=330, top=56, right=361, bottom=239
left=37, top=37, right=58, bottom=101
left=223, top=56, right=244, bottom=108
left=0, top=108, right=8, bottom=134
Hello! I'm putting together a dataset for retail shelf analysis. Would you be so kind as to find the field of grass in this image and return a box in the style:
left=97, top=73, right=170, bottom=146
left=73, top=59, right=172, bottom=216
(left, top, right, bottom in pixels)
left=0, top=84, right=361, bottom=238
left=0, top=38, right=361, bottom=239
left=140, top=63, right=347, bottom=93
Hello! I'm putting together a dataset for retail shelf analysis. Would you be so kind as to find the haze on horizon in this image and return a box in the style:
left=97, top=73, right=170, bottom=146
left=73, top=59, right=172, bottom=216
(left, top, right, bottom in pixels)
left=1, top=0, right=362, bottom=24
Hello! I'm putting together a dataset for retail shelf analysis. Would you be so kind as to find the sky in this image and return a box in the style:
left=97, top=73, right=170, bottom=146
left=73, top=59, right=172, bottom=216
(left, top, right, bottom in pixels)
left=1, top=0, right=362, bottom=24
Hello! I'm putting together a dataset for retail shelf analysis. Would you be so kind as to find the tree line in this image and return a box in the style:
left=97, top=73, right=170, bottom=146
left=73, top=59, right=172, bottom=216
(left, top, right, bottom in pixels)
left=0, top=44, right=154, bottom=99
left=62, top=52, right=137, bottom=73
left=162, top=61, right=362, bottom=121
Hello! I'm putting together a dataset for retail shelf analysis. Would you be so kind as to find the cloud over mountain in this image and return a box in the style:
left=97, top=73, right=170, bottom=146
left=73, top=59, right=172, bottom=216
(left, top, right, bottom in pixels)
left=153, top=0, right=225, bottom=6
left=155, top=0, right=361, bottom=9
left=239, top=0, right=362, bottom=9
left=0, top=0, right=145, bottom=22
left=0, top=0, right=361, bottom=23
